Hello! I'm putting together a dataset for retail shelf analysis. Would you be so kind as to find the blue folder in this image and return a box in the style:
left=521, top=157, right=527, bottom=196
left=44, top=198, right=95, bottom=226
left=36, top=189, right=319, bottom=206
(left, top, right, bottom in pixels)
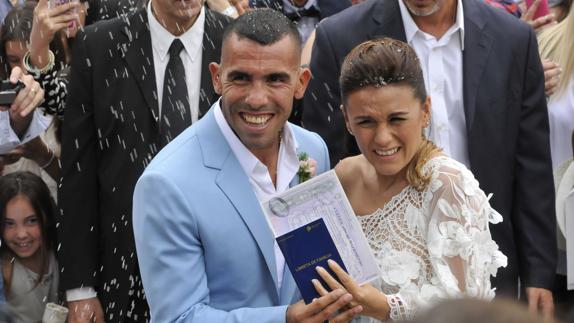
left=276, top=218, right=347, bottom=304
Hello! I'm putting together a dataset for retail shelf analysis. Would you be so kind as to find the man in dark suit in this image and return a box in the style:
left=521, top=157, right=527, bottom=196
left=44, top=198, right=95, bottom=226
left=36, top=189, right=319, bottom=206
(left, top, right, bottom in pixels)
left=302, top=0, right=556, bottom=317
left=58, top=0, right=230, bottom=321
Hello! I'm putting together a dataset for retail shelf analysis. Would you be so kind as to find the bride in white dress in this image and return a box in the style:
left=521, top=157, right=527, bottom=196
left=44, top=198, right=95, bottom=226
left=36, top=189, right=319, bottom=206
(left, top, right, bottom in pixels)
left=311, top=38, right=507, bottom=322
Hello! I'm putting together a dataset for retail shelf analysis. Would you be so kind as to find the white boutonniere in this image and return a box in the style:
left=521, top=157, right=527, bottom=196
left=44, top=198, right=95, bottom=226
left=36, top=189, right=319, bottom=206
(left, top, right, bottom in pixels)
left=297, top=152, right=317, bottom=183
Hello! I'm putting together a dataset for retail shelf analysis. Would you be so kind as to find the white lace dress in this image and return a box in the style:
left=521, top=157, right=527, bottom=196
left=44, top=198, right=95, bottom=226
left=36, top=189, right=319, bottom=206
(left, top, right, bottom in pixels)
left=355, top=156, right=507, bottom=322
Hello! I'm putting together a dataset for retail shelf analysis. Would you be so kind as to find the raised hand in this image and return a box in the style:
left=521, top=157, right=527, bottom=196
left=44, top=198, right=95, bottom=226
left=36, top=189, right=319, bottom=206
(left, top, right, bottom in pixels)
left=520, top=0, right=556, bottom=32
left=2, top=67, right=44, bottom=136
left=30, top=0, right=81, bottom=68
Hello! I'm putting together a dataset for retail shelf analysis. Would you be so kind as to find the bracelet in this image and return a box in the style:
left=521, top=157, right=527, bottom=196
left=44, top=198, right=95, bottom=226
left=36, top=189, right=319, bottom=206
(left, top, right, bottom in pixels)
left=222, top=6, right=238, bottom=16
left=23, top=49, right=55, bottom=76
left=40, top=149, right=55, bottom=169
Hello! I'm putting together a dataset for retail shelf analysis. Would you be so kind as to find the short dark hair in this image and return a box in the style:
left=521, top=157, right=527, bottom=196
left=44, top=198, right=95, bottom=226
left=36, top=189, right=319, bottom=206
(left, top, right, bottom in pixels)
left=222, top=8, right=302, bottom=52
left=340, top=37, right=427, bottom=106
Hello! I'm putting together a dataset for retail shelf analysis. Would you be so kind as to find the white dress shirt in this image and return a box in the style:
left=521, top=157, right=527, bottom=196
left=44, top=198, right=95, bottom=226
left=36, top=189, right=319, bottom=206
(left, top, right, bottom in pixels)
left=148, top=0, right=205, bottom=123
left=0, top=109, right=51, bottom=154
left=399, top=0, right=470, bottom=167
left=548, top=76, right=574, bottom=170
left=215, top=100, right=300, bottom=290
left=66, top=0, right=207, bottom=302
left=283, top=0, right=320, bottom=44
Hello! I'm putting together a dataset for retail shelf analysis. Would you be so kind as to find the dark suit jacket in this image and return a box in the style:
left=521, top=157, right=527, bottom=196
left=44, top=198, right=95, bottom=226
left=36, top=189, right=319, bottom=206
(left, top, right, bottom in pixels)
left=85, top=0, right=147, bottom=24
left=58, top=8, right=230, bottom=322
left=302, top=0, right=557, bottom=295
left=249, top=0, right=352, bottom=19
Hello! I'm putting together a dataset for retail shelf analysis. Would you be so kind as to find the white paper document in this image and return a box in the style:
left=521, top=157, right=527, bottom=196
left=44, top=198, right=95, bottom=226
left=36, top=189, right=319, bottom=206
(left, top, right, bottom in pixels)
left=261, top=170, right=379, bottom=286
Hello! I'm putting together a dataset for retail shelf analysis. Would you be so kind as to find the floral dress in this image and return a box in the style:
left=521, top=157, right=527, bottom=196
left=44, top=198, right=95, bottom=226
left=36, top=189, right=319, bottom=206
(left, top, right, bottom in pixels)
left=356, top=156, right=507, bottom=321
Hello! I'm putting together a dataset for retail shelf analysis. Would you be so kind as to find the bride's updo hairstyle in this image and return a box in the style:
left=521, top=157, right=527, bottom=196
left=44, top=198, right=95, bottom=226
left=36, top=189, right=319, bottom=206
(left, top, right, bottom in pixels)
left=339, top=38, right=441, bottom=191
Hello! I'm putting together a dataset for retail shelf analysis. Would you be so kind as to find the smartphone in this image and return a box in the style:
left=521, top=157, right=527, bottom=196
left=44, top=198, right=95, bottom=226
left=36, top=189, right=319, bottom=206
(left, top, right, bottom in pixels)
left=48, top=0, right=75, bottom=9
left=0, top=80, right=23, bottom=106
left=525, top=0, right=550, bottom=20
left=48, top=0, right=78, bottom=32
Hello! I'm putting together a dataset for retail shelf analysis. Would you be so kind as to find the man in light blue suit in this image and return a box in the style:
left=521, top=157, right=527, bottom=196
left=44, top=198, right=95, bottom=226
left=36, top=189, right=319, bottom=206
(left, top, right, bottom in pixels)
left=133, top=9, right=362, bottom=323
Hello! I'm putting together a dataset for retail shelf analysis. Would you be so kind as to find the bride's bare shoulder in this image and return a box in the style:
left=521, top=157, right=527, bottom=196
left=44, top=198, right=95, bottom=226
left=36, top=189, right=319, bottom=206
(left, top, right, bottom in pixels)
left=335, top=155, right=368, bottom=184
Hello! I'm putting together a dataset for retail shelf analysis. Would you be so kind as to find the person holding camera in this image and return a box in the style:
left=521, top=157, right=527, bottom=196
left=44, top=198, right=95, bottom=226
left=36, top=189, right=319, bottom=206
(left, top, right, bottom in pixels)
left=0, top=1, right=72, bottom=192
left=0, top=66, right=48, bottom=158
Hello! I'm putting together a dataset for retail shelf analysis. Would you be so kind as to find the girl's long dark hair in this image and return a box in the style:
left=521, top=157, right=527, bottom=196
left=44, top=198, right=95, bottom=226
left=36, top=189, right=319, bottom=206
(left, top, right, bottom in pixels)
left=0, top=172, right=57, bottom=294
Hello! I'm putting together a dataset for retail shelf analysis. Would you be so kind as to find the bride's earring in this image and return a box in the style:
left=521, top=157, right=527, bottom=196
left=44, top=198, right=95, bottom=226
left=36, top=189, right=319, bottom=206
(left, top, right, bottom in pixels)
left=422, top=119, right=430, bottom=139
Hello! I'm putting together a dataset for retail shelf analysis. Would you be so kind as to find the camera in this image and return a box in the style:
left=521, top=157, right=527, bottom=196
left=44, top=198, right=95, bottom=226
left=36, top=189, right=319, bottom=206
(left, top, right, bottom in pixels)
left=0, top=80, right=24, bottom=106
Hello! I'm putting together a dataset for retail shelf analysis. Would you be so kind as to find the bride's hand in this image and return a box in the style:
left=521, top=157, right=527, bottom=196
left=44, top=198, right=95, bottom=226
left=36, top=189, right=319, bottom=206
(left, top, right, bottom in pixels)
left=313, top=259, right=390, bottom=321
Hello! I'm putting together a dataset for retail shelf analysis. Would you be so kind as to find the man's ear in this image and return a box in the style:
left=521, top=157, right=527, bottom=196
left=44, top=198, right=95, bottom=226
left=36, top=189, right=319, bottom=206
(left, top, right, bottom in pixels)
left=209, top=62, right=222, bottom=95
left=294, top=67, right=312, bottom=99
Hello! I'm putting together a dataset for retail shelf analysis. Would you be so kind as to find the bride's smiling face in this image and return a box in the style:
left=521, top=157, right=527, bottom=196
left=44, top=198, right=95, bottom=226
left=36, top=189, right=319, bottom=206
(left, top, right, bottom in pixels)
left=343, top=84, right=430, bottom=178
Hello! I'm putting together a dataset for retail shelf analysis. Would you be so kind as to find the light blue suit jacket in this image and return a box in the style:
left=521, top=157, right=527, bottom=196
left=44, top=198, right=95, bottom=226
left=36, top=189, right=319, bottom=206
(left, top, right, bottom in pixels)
left=133, top=107, right=330, bottom=322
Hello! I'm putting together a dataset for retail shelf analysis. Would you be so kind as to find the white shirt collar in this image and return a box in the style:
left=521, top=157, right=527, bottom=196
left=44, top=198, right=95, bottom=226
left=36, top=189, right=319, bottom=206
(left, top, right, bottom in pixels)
left=213, top=99, right=300, bottom=184
left=398, top=0, right=465, bottom=49
left=147, top=1, right=205, bottom=62
left=282, top=0, right=319, bottom=13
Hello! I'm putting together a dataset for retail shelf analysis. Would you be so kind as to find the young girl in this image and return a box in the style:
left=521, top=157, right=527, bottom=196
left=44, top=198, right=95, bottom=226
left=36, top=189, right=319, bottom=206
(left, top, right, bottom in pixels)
left=0, top=172, right=59, bottom=323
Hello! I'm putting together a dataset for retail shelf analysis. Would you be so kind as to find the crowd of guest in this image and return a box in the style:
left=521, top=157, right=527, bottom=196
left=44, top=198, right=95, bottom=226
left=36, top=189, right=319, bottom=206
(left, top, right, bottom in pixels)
left=0, top=0, right=572, bottom=322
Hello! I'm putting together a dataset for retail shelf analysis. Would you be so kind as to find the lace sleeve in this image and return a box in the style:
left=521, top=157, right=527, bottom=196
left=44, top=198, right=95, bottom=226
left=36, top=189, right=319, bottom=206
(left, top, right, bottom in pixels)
left=424, top=161, right=507, bottom=301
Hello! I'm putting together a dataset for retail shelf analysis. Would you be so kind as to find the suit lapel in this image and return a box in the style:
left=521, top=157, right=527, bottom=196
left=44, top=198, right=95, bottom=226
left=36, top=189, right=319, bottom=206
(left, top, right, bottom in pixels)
left=199, top=32, right=214, bottom=119
left=199, top=9, right=226, bottom=119
left=462, top=0, right=493, bottom=131
left=216, top=155, right=280, bottom=302
left=120, top=9, right=160, bottom=124
left=216, top=157, right=280, bottom=300
left=198, top=111, right=280, bottom=302
left=369, top=0, right=407, bottom=42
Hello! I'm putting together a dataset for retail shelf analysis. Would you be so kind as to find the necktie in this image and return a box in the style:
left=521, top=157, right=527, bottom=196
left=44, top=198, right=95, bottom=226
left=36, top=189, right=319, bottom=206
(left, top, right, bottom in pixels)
left=160, top=39, right=190, bottom=145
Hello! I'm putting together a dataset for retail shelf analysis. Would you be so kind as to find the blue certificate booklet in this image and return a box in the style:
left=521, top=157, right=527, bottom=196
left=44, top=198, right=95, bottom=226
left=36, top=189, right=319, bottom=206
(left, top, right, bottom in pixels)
left=276, top=218, right=347, bottom=304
